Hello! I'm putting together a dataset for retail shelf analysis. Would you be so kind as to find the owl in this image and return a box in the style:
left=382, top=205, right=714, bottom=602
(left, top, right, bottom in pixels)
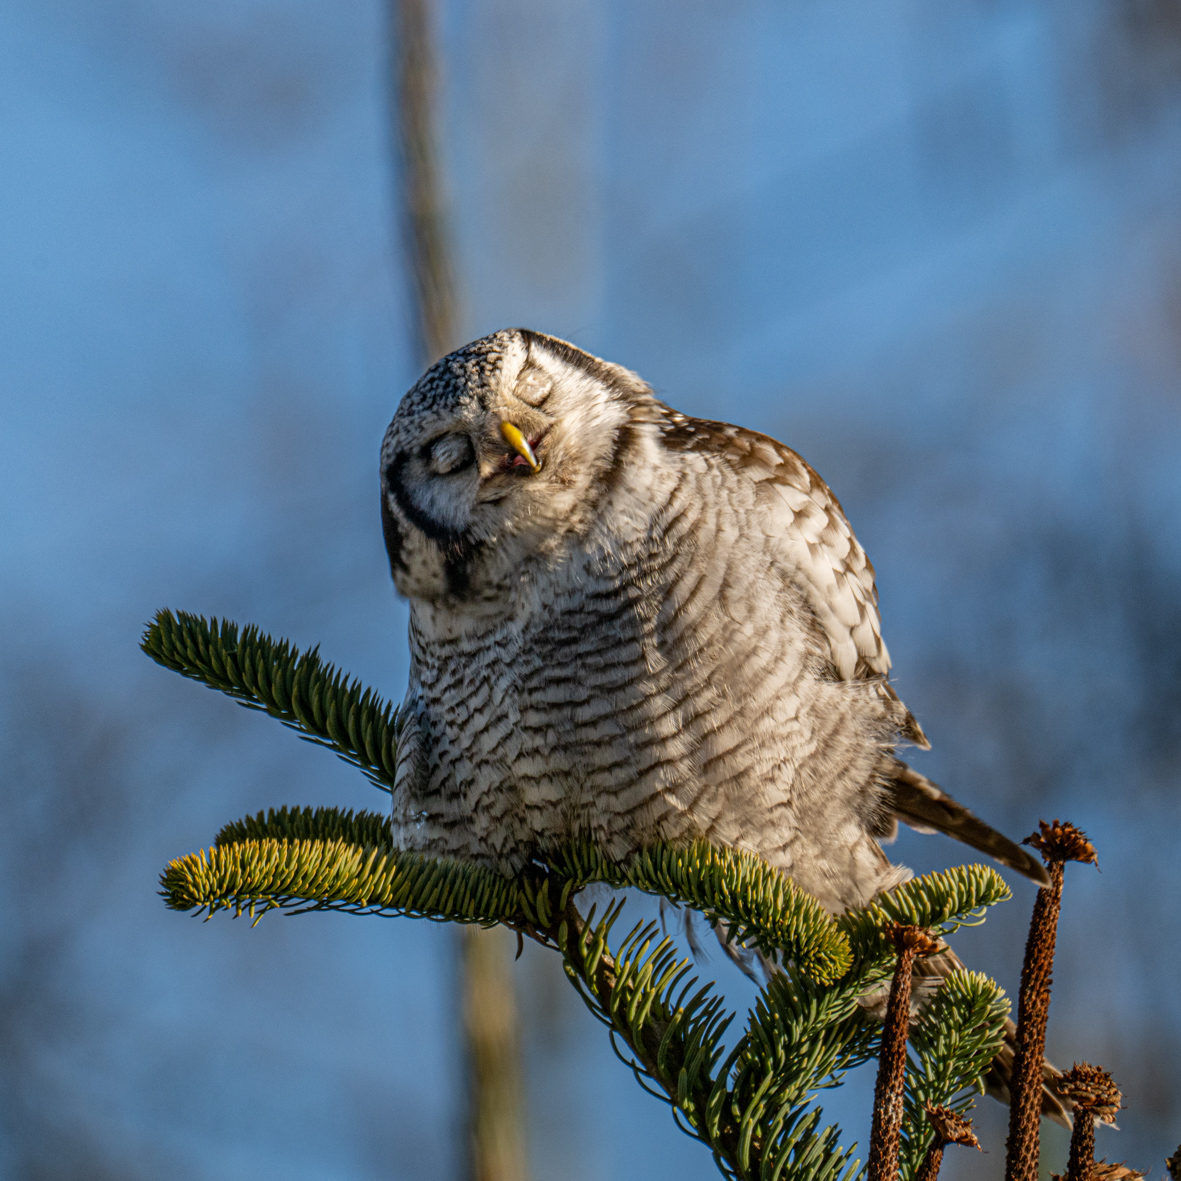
left=379, top=328, right=1049, bottom=916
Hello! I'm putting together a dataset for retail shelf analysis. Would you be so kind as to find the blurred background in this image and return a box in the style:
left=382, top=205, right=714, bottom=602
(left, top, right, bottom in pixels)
left=2, top=0, right=1180, bottom=1177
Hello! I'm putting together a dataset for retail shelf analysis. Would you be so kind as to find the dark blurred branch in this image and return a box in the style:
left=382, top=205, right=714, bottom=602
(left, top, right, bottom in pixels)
left=392, top=0, right=456, bottom=366
left=0, top=663, right=156, bottom=1179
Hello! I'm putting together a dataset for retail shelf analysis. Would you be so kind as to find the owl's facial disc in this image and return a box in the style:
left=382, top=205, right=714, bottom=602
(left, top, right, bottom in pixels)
left=382, top=328, right=654, bottom=601
left=380, top=401, right=553, bottom=565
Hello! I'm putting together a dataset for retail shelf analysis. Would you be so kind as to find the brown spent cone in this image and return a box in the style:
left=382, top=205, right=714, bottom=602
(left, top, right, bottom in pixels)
left=915, top=1105, right=981, bottom=1181
left=884, top=923, right=942, bottom=958
left=1005, top=821, right=1098, bottom=1181
left=927, top=1104, right=981, bottom=1149
left=867, top=925, right=940, bottom=1181
left=1058, top=1063, right=1122, bottom=1122
left=1025, top=820, right=1098, bottom=869
left=1092, top=1161, right=1146, bottom=1181
left=1052, top=1161, right=1146, bottom=1181
left=1166, top=1145, right=1181, bottom=1181
left=1058, top=1063, right=1122, bottom=1181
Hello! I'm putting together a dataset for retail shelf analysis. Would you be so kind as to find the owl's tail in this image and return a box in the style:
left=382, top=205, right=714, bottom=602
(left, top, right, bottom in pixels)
left=885, top=761, right=1051, bottom=888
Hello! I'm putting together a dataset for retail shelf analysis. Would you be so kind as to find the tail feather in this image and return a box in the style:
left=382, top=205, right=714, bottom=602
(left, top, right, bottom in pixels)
left=882, top=682, right=931, bottom=749
left=887, top=762, right=1051, bottom=888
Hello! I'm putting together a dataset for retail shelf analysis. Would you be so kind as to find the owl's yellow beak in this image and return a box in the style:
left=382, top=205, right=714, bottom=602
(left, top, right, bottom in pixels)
left=499, top=421, right=542, bottom=472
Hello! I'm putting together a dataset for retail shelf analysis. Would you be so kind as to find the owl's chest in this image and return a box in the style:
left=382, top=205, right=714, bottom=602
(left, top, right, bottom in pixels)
left=409, top=555, right=661, bottom=751
left=406, top=475, right=817, bottom=804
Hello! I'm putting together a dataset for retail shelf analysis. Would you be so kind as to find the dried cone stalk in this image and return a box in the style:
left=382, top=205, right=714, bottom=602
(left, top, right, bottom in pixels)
left=1005, top=821, right=1098, bottom=1181
left=1057, top=1064, right=1122, bottom=1181
left=915, top=1104, right=981, bottom=1181
left=867, top=925, right=940, bottom=1181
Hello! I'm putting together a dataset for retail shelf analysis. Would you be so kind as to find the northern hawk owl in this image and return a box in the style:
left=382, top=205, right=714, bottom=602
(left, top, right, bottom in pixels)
left=379, top=328, right=1049, bottom=916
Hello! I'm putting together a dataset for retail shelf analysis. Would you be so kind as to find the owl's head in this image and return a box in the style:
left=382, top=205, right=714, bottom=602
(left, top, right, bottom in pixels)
left=380, top=329, right=653, bottom=602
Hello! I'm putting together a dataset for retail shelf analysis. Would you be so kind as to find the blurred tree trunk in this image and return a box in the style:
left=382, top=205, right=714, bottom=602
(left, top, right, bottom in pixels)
left=392, top=0, right=454, bottom=367
left=460, top=926, right=530, bottom=1181
left=389, top=2, right=530, bottom=1179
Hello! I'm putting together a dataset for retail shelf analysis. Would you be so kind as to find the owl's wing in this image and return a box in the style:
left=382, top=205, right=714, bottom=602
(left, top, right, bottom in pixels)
left=660, top=419, right=882, bottom=671
left=658, top=413, right=1055, bottom=881
left=658, top=413, right=928, bottom=746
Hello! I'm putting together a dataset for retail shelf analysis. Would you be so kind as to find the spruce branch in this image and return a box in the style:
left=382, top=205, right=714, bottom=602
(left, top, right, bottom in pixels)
left=160, top=836, right=537, bottom=926
left=900, top=971, right=1010, bottom=1180
left=162, top=810, right=957, bottom=1181
left=839, top=866, right=1011, bottom=963
left=546, top=896, right=863, bottom=1181
left=551, top=840, right=852, bottom=985
left=148, top=613, right=1025, bottom=1181
left=159, top=821, right=1011, bottom=1181
left=215, top=805, right=392, bottom=849
left=175, top=807, right=853, bottom=980
left=529, top=898, right=885, bottom=1181
left=729, top=967, right=882, bottom=1178
left=141, top=610, right=401, bottom=792
left=175, top=816, right=855, bottom=987
left=161, top=826, right=862, bottom=1179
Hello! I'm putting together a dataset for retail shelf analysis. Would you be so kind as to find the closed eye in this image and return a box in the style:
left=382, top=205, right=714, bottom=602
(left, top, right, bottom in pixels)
left=515, top=365, right=552, bottom=407
left=426, top=432, right=475, bottom=476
